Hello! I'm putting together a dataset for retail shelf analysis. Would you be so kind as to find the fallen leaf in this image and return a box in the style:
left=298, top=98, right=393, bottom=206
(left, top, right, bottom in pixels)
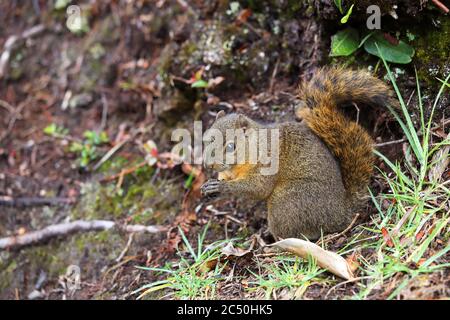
left=345, top=251, right=360, bottom=273
left=236, top=9, right=252, bottom=24
left=199, top=259, right=218, bottom=273
left=415, top=229, right=425, bottom=242
left=207, top=76, right=225, bottom=89
left=221, top=242, right=252, bottom=257
left=271, top=238, right=354, bottom=280
left=381, top=227, right=394, bottom=247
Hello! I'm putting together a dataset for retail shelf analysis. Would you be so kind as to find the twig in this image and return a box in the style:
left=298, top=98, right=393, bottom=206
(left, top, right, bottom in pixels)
left=319, top=213, right=360, bottom=245
left=93, top=137, right=130, bottom=171
left=374, top=117, right=450, bottom=148
left=325, top=276, right=372, bottom=299
left=0, top=196, right=75, bottom=207
left=0, top=99, right=15, bottom=113
left=176, top=0, right=198, bottom=17
left=93, top=126, right=149, bottom=171
left=373, top=138, right=406, bottom=147
left=100, top=93, right=109, bottom=131
left=115, top=233, right=134, bottom=262
left=431, top=0, right=449, bottom=13
left=100, top=161, right=147, bottom=182
left=269, top=58, right=280, bottom=94
left=0, top=101, right=26, bottom=143
left=0, top=24, right=45, bottom=79
left=392, top=205, right=417, bottom=236
left=0, top=220, right=166, bottom=250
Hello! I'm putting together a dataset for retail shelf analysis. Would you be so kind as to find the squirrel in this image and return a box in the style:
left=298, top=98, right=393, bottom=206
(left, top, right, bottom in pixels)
left=201, top=67, right=395, bottom=240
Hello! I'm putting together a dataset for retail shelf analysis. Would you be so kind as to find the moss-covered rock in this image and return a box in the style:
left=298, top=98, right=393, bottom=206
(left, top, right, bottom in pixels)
left=413, top=18, right=450, bottom=87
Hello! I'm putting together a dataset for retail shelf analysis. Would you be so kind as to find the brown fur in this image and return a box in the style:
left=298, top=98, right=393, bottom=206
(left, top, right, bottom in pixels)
left=201, top=67, right=395, bottom=239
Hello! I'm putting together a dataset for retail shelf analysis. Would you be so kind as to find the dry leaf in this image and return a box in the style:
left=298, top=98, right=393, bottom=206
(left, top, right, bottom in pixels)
left=381, top=227, right=394, bottom=247
left=271, top=238, right=354, bottom=280
left=207, top=76, right=225, bottom=88
left=221, top=242, right=252, bottom=257
left=199, top=259, right=218, bottom=273
left=236, top=9, right=252, bottom=24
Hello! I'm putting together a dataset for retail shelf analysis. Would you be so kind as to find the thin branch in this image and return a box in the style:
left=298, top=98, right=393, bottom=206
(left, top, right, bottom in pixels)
left=100, top=160, right=147, bottom=182
left=0, top=24, right=45, bottom=79
left=431, top=0, right=449, bottom=13
left=0, top=196, right=75, bottom=207
left=373, top=118, right=450, bottom=148
left=318, top=213, right=361, bottom=245
left=0, top=220, right=167, bottom=250
left=373, top=138, right=406, bottom=147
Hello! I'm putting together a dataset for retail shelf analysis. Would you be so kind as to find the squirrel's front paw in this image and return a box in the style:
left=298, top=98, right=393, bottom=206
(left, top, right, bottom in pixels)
left=201, top=179, right=222, bottom=196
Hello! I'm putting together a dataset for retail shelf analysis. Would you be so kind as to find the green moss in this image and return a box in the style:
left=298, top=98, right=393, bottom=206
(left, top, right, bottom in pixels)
left=71, top=160, right=181, bottom=226
left=98, top=156, right=129, bottom=173
left=413, top=18, right=450, bottom=87
left=0, top=227, right=127, bottom=297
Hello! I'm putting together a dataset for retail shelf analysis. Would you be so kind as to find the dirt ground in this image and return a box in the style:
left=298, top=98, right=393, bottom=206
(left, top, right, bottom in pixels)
left=0, top=1, right=448, bottom=300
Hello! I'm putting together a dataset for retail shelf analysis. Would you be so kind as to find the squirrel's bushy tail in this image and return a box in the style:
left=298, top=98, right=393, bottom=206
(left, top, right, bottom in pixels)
left=297, top=67, right=394, bottom=197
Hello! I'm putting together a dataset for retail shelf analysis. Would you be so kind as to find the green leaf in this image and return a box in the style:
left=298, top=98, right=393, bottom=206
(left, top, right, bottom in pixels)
left=99, top=131, right=109, bottom=143
left=43, top=123, right=57, bottom=135
left=334, top=0, right=344, bottom=14
left=191, top=79, right=208, bottom=88
left=69, top=142, right=83, bottom=153
left=340, top=4, right=354, bottom=24
left=330, top=28, right=359, bottom=57
left=364, top=32, right=415, bottom=64
left=43, top=123, right=68, bottom=136
left=184, top=172, right=195, bottom=189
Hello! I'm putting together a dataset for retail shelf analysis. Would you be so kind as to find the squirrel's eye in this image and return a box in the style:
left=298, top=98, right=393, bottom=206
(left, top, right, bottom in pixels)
left=225, top=142, right=235, bottom=153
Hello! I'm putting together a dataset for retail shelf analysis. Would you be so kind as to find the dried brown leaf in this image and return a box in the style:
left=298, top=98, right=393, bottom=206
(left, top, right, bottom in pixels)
left=271, top=238, right=355, bottom=280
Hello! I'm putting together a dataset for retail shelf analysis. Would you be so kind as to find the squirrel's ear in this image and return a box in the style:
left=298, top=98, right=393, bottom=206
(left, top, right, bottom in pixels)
left=216, top=110, right=226, bottom=120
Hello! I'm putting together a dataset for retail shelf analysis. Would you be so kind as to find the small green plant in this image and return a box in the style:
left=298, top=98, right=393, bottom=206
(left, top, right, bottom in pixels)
left=44, top=124, right=109, bottom=168
left=190, top=68, right=209, bottom=88
left=43, top=123, right=69, bottom=138
left=133, top=224, right=228, bottom=299
left=340, top=4, right=354, bottom=24
left=334, top=1, right=354, bottom=24
left=69, top=130, right=109, bottom=167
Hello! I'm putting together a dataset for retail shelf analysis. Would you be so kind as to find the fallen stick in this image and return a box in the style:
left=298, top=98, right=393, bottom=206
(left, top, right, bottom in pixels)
left=0, top=24, right=45, bottom=79
left=319, top=213, right=360, bottom=245
left=0, top=196, right=75, bottom=207
left=100, top=161, right=147, bottom=182
left=0, top=220, right=166, bottom=250
left=431, top=0, right=449, bottom=13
